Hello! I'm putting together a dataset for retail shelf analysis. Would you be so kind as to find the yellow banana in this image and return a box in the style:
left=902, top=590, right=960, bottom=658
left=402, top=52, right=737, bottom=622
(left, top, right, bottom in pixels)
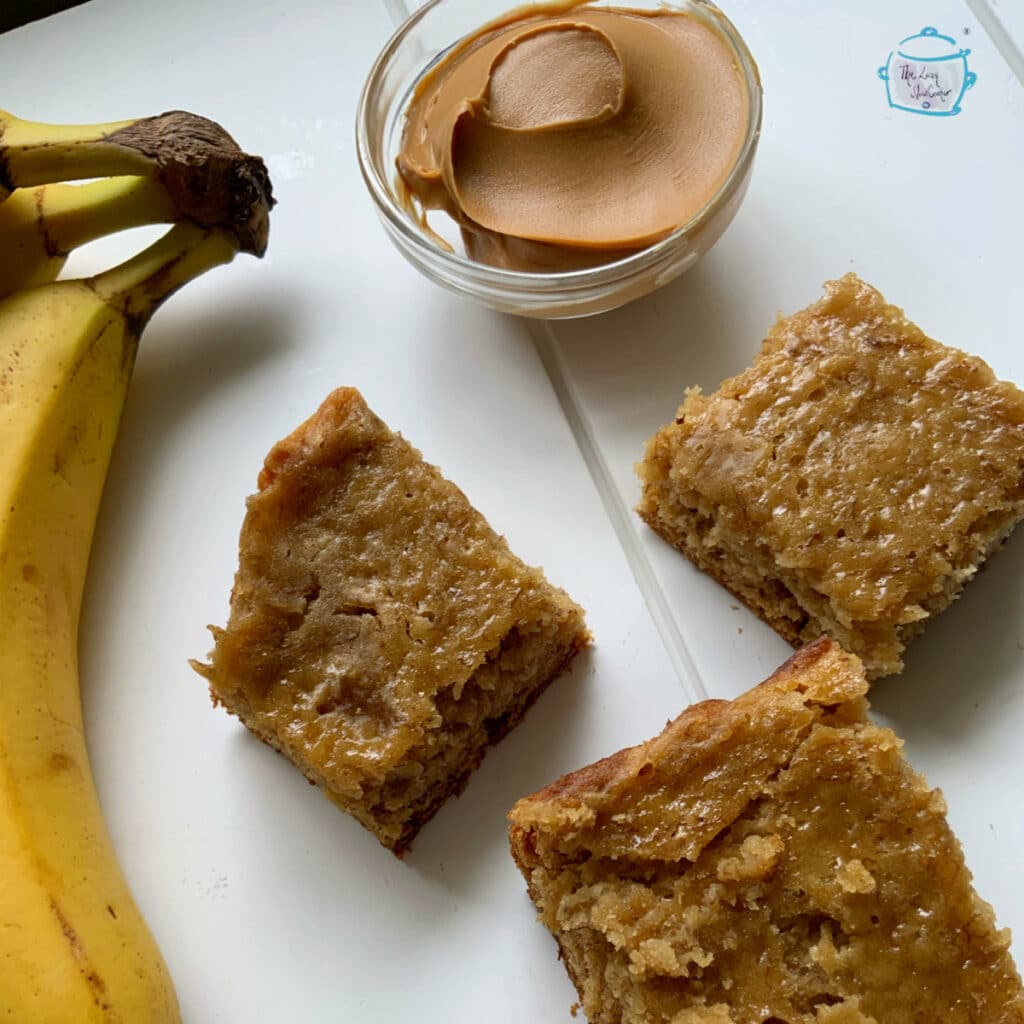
left=0, top=109, right=274, bottom=254
left=0, top=218, right=260, bottom=1021
left=0, top=176, right=178, bottom=298
left=0, top=111, right=138, bottom=194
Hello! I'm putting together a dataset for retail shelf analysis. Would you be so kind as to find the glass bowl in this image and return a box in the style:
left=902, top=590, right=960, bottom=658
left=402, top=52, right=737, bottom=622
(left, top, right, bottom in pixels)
left=356, top=0, right=762, bottom=319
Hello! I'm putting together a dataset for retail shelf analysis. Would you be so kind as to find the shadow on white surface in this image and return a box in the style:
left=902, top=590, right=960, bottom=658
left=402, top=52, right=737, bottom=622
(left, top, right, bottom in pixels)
left=554, top=253, right=769, bottom=450
left=872, top=529, right=1024, bottom=739
left=128, top=299, right=297, bottom=429
left=868, top=529, right=1024, bottom=935
left=406, top=647, right=596, bottom=888
left=541, top=252, right=804, bottom=702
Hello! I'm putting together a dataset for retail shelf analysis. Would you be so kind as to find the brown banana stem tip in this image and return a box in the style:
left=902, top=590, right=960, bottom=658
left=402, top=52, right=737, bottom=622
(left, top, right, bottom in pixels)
left=108, top=111, right=275, bottom=257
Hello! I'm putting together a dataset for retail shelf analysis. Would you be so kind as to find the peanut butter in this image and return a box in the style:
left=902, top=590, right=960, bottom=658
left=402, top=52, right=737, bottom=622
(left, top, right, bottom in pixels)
left=397, top=3, right=750, bottom=271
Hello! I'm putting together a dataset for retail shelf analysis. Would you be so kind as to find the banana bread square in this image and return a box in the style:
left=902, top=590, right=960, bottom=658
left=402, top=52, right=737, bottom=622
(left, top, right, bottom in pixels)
left=509, top=638, right=1024, bottom=1023
left=638, top=274, right=1024, bottom=678
left=194, top=387, right=588, bottom=855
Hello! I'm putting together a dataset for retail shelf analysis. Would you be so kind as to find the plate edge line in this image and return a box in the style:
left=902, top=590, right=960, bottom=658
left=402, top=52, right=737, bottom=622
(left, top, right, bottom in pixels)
left=527, top=319, right=709, bottom=705
left=966, top=0, right=1024, bottom=87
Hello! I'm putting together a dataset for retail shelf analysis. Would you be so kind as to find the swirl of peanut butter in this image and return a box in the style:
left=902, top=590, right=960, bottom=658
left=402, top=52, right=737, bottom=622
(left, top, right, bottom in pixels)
left=397, top=2, right=750, bottom=271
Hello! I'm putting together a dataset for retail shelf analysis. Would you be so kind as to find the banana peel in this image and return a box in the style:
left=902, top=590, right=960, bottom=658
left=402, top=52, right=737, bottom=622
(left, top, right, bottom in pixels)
left=0, top=176, right=177, bottom=298
left=0, top=111, right=273, bottom=1022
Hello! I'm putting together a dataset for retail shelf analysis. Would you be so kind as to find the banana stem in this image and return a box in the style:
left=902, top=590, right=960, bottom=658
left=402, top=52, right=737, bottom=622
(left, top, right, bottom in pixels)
left=0, top=111, right=150, bottom=192
left=0, top=110, right=274, bottom=255
left=40, top=176, right=179, bottom=254
left=89, top=221, right=240, bottom=325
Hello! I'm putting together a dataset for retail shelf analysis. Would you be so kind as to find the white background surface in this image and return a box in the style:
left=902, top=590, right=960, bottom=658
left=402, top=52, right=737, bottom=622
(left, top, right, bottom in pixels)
left=1, top=0, right=1022, bottom=1020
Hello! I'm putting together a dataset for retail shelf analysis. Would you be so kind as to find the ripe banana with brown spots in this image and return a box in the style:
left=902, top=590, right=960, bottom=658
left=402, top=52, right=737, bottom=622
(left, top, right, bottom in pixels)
left=0, top=119, right=272, bottom=1021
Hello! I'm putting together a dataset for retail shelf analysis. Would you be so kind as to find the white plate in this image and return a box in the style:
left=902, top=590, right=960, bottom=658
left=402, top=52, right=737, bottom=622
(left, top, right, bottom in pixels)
left=0, top=0, right=1021, bottom=1020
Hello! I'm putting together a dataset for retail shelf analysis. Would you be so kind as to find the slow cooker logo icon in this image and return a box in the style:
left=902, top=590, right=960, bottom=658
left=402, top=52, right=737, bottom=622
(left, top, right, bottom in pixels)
left=878, top=27, right=977, bottom=116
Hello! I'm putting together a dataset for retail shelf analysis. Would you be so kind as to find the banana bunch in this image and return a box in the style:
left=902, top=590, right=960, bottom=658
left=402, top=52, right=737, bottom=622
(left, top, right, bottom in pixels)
left=0, top=110, right=273, bottom=1022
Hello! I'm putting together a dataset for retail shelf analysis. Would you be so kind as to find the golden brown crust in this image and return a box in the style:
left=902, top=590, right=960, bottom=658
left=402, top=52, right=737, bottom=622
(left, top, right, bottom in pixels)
left=196, top=387, right=589, bottom=854
left=509, top=639, right=1024, bottom=1023
left=522, top=638, right=838, bottom=808
left=227, top=629, right=585, bottom=855
left=635, top=500, right=812, bottom=648
left=637, top=273, right=1024, bottom=679
left=510, top=637, right=863, bottom=851
left=255, top=386, right=381, bottom=491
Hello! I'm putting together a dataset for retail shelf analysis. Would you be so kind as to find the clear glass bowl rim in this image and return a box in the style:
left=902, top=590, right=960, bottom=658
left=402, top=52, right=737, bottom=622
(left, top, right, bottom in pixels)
left=355, top=0, right=764, bottom=296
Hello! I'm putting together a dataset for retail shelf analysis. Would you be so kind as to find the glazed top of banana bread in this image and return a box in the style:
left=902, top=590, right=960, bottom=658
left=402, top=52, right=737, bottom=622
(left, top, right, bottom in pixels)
left=197, top=388, right=583, bottom=791
left=640, top=274, right=1024, bottom=623
left=510, top=639, right=1024, bottom=1023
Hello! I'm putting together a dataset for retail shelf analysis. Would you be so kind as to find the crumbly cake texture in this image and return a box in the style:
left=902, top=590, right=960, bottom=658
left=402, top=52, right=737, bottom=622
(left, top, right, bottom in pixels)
left=637, top=274, right=1024, bottom=678
left=193, top=387, right=588, bottom=855
left=509, top=638, right=1024, bottom=1024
